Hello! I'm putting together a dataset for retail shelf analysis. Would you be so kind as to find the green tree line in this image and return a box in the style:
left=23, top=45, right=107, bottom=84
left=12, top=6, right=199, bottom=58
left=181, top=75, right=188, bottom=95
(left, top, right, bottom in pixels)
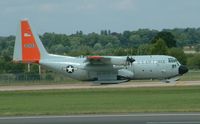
left=0, top=27, right=200, bottom=74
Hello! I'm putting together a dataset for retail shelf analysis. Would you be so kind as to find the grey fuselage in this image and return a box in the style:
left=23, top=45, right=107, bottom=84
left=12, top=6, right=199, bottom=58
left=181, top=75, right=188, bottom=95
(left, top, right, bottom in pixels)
left=40, top=54, right=183, bottom=82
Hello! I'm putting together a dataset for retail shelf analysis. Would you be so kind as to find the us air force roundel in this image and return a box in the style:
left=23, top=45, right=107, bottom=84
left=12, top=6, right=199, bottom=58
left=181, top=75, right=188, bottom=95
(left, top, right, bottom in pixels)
left=66, top=65, right=74, bottom=73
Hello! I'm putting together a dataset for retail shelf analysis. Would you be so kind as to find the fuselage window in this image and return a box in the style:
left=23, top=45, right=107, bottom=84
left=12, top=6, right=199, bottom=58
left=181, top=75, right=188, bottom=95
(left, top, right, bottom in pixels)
left=172, top=64, right=176, bottom=68
left=158, top=60, right=165, bottom=63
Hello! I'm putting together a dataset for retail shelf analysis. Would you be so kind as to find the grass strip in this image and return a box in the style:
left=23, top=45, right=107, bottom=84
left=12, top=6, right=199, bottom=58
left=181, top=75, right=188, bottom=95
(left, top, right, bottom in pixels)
left=0, top=86, right=200, bottom=116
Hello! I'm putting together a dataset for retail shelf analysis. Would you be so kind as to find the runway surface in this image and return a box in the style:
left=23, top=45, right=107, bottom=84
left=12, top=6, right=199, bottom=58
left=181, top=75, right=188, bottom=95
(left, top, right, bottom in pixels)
left=1, top=113, right=200, bottom=124
left=0, top=81, right=199, bottom=91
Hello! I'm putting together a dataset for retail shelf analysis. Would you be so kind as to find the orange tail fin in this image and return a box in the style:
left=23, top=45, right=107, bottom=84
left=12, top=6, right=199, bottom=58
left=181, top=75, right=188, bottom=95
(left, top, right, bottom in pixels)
left=13, top=19, right=48, bottom=63
left=21, top=20, right=40, bottom=63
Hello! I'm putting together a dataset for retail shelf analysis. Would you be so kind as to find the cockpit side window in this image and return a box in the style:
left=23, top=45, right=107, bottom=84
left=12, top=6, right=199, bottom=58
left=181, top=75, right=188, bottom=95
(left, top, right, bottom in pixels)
left=168, top=58, right=177, bottom=63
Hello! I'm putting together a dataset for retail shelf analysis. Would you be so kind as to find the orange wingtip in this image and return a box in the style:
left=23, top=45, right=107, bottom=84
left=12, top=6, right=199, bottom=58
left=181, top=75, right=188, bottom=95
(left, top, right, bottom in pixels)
left=87, top=56, right=103, bottom=60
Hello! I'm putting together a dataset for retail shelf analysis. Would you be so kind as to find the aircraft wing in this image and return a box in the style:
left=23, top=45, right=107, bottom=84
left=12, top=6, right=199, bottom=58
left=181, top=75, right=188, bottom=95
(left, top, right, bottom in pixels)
left=86, top=56, right=111, bottom=65
left=85, top=56, right=128, bottom=65
left=84, top=56, right=134, bottom=83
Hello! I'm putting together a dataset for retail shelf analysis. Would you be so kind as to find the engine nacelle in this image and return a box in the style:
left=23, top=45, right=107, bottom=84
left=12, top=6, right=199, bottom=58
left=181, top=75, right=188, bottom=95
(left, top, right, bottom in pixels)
left=110, top=56, right=127, bottom=65
left=118, top=69, right=134, bottom=79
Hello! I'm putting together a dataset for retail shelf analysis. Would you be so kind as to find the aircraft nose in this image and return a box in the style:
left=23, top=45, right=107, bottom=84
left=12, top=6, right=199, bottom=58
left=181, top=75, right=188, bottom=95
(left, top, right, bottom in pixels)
left=179, top=65, right=188, bottom=75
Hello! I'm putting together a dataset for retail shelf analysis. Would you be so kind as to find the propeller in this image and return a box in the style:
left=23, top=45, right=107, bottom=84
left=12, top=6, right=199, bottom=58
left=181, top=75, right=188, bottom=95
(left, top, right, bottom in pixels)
left=126, top=56, right=135, bottom=65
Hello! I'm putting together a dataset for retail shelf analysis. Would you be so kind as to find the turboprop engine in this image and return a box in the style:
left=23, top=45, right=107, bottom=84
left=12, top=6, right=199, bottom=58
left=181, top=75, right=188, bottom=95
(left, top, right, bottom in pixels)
left=118, top=69, right=134, bottom=79
left=109, top=56, right=135, bottom=65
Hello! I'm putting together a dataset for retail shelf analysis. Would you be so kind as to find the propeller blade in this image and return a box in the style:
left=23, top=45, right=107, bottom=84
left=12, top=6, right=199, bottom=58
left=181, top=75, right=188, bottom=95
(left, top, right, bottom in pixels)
left=126, top=56, right=135, bottom=64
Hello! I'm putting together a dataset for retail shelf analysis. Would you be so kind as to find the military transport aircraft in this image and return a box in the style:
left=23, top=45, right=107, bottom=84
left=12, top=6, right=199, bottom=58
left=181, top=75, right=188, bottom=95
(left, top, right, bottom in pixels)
left=13, top=19, right=188, bottom=84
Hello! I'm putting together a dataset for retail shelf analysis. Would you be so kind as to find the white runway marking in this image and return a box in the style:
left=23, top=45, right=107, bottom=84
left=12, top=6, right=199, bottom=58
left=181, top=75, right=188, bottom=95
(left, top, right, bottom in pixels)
left=147, top=122, right=200, bottom=124
left=1, top=113, right=200, bottom=124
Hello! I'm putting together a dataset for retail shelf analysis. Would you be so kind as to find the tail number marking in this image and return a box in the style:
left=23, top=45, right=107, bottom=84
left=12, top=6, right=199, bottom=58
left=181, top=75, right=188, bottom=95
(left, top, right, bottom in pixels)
left=24, top=43, right=35, bottom=48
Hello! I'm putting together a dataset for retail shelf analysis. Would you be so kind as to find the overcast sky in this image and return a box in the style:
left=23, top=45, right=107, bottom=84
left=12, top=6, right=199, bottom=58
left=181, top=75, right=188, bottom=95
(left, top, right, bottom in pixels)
left=0, top=0, right=200, bottom=36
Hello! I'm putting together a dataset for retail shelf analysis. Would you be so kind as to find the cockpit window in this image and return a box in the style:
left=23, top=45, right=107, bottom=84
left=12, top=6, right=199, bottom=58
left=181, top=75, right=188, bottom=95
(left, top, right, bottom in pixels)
left=168, top=58, right=177, bottom=63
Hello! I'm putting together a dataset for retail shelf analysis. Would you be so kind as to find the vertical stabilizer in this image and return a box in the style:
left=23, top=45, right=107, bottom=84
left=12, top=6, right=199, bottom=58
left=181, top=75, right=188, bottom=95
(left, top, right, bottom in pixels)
left=13, top=19, right=48, bottom=63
